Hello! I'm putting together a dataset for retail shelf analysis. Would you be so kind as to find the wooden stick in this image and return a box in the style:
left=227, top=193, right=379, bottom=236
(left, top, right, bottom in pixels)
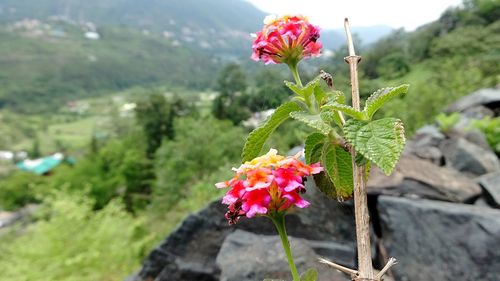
left=318, top=257, right=358, bottom=278
left=343, top=18, right=375, bottom=281
left=376, top=257, right=398, bottom=280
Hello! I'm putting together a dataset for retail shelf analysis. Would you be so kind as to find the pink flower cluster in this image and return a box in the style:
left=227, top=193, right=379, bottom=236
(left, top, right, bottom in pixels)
left=216, top=149, right=323, bottom=225
left=251, top=15, right=322, bottom=65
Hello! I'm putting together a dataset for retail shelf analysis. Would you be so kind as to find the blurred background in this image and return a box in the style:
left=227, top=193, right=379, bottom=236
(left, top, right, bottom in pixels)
left=0, top=0, right=498, bottom=280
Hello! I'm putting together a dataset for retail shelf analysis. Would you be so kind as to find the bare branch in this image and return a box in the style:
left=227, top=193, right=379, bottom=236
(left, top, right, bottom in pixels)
left=318, top=257, right=358, bottom=277
left=375, top=257, right=398, bottom=280
left=344, top=18, right=375, bottom=280
left=344, top=18, right=356, bottom=56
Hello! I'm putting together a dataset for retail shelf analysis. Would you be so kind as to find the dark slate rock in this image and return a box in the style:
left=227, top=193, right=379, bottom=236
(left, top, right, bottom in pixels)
left=378, top=196, right=500, bottom=281
left=441, top=138, right=500, bottom=176
left=478, top=171, right=500, bottom=208
left=135, top=183, right=356, bottom=281
left=446, top=88, right=500, bottom=113
left=216, top=230, right=349, bottom=281
left=368, top=155, right=481, bottom=202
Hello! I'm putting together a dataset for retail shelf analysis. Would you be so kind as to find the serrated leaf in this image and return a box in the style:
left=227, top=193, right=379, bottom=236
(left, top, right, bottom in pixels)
left=290, top=111, right=331, bottom=135
left=320, top=110, right=343, bottom=128
left=285, top=76, right=320, bottom=100
left=312, top=171, right=337, bottom=199
left=300, top=268, right=318, bottom=281
left=285, top=80, right=304, bottom=96
left=344, top=118, right=405, bottom=175
left=364, top=84, right=409, bottom=119
left=321, top=142, right=354, bottom=199
left=327, top=90, right=346, bottom=105
left=304, top=133, right=326, bottom=164
left=242, top=102, right=301, bottom=162
left=322, top=102, right=367, bottom=120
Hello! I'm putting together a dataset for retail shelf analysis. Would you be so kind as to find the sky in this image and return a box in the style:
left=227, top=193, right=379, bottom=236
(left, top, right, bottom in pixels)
left=245, top=0, right=464, bottom=30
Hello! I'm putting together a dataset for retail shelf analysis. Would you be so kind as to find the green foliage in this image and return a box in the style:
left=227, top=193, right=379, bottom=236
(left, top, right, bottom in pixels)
left=289, top=111, right=332, bottom=135
left=364, top=84, right=410, bottom=119
left=241, top=102, right=301, bottom=162
left=246, top=69, right=291, bottom=112
left=321, top=142, right=353, bottom=199
left=0, top=172, right=45, bottom=210
left=322, top=102, right=366, bottom=121
left=300, top=268, right=318, bottom=281
left=470, top=117, right=500, bottom=153
left=155, top=116, right=244, bottom=209
left=344, top=118, right=405, bottom=175
left=435, top=112, right=461, bottom=133
left=304, top=133, right=326, bottom=164
left=135, top=93, right=182, bottom=158
left=212, top=63, right=251, bottom=125
left=0, top=192, right=154, bottom=281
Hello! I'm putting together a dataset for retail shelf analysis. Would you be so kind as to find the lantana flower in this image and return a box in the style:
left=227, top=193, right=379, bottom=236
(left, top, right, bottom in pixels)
left=216, top=148, right=323, bottom=225
left=251, top=15, right=322, bottom=67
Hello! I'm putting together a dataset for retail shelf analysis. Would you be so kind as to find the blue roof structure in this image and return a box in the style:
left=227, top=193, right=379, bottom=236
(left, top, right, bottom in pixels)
left=16, top=153, right=66, bottom=175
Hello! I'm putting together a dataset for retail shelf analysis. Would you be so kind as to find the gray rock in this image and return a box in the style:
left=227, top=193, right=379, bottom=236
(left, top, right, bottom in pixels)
left=446, top=88, right=500, bottom=113
left=413, top=146, right=443, bottom=165
left=413, top=125, right=445, bottom=147
left=216, top=230, right=348, bottom=281
left=478, top=171, right=500, bottom=208
left=441, top=138, right=500, bottom=176
left=462, top=105, right=495, bottom=119
left=368, top=155, right=481, bottom=202
left=464, top=129, right=491, bottom=150
left=135, top=184, right=356, bottom=281
left=474, top=196, right=492, bottom=208
left=378, top=196, right=500, bottom=281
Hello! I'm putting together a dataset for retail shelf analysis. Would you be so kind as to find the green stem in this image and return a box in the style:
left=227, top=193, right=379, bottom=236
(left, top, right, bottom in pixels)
left=288, top=63, right=303, bottom=87
left=270, top=213, right=300, bottom=281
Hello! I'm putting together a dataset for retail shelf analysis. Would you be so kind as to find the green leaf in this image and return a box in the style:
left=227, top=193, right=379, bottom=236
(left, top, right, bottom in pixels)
left=300, top=268, right=318, bottom=281
left=241, top=102, right=301, bottom=162
left=285, top=80, right=304, bottom=96
left=344, top=118, right=406, bottom=175
left=290, top=111, right=331, bottom=135
left=320, top=110, right=343, bottom=128
left=322, top=102, right=367, bottom=120
left=285, top=76, right=320, bottom=100
left=327, top=91, right=346, bottom=104
left=304, top=133, right=326, bottom=164
left=321, top=142, right=354, bottom=199
left=364, top=84, right=409, bottom=119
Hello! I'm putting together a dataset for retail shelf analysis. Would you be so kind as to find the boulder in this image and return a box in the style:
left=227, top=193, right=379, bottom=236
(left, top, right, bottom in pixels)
left=462, top=105, right=495, bottom=119
left=368, top=155, right=481, bottom=202
left=463, top=129, right=491, bottom=150
left=378, top=196, right=500, bottom=281
left=133, top=184, right=357, bottom=281
left=478, top=171, right=500, bottom=208
left=216, top=230, right=349, bottom=281
left=441, top=138, right=500, bottom=176
left=445, top=88, right=500, bottom=113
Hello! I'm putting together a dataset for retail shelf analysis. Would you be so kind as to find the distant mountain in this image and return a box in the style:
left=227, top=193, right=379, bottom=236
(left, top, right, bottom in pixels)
left=0, top=0, right=264, bottom=32
left=0, top=0, right=266, bottom=57
left=322, top=25, right=394, bottom=50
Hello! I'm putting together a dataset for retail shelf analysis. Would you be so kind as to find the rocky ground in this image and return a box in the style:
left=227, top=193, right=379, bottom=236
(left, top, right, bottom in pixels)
left=128, top=88, right=500, bottom=281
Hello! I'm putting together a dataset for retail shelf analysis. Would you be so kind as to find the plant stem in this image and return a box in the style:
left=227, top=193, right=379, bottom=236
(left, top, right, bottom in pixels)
left=344, top=18, right=375, bottom=281
left=288, top=63, right=303, bottom=87
left=270, top=213, right=300, bottom=281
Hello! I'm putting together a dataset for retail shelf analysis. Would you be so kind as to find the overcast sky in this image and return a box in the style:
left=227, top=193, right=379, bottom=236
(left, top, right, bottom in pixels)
left=245, top=0, right=463, bottom=30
